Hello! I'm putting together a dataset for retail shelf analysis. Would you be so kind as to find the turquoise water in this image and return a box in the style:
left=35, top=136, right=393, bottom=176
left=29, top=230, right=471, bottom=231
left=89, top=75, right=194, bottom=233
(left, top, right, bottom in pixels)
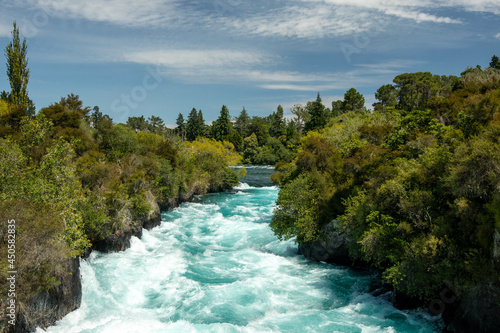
left=40, top=167, right=443, bottom=333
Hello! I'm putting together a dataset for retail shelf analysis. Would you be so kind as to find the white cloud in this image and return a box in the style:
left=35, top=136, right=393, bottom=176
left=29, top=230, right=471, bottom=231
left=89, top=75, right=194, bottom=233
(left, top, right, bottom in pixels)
left=0, top=22, right=11, bottom=37
left=19, top=0, right=471, bottom=40
left=122, top=49, right=267, bottom=69
left=26, top=0, right=180, bottom=27
left=382, top=8, right=462, bottom=24
left=210, top=0, right=468, bottom=40
left=495, top=32, right=500, bottom=39
left=443, top=0, right=500, bottom=14
left=120, top=47, right=412, bottom=93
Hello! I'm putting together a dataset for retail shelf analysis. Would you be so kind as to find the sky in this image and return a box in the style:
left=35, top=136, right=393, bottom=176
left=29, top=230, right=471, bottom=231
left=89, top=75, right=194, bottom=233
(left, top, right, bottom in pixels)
left=0, top=0, right=499, bottom=126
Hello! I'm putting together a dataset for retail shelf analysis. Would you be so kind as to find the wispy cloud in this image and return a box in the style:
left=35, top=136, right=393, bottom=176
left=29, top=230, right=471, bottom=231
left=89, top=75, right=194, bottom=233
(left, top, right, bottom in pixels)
left=495, top=32, right=500, bottom=39
left=122, top=49, right=268, bottom=69
left=213, top=0, right=465, bottom=39
left=444, top=0, right=500, bottom=15
left=0, top=22, right=11, bottom=37
left=18, top=0, right=477, bottom=40
left=25, top=0, right=180, bottom=27
left=119, top=47, right=411, bottom=92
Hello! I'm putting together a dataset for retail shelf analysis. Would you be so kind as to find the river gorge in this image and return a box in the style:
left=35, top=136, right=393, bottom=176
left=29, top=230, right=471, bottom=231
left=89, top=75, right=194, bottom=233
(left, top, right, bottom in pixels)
left=39, top=167, right=442, bottom=333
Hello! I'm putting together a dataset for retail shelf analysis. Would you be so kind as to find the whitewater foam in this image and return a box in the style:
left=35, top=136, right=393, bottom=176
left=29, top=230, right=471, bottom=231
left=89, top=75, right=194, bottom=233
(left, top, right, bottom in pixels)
left=39, top=168, right=443, bottom=333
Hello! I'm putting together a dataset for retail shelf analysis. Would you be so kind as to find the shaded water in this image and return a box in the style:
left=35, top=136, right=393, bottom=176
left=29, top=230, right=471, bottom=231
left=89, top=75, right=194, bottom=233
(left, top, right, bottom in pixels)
left=40, top=167, right=443, bottom=332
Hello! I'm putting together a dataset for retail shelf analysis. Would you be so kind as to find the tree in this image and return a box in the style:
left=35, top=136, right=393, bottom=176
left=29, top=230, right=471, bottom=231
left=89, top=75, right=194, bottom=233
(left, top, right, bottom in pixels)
left=212, top=105, right=232, bottom=141
left=374, top=84, right=397, bottom=110
left=331, top=100, right=343, bottom=117
left=291, top=104, right=309, bottom=136
left=235, top=107, right=251, bottom=138
left=186, top=108, right=204, bottom=141
left=198, top=110, right=206, bottom=137
left=268, top=105, right=286, bottom=138
left=248, top=116, right=270, bottom=146
left=393, top=72, right=444, bottom=111
left=4, top=22, right=34, bottom=117
left=126, top=116, right=148, bottom=132
left=304, top=93, right=327, bottom=133
left=343, top=88, right=365, bottom=112
left=176, top=113, right=185, bottom=140
left=147, top=115, right=164, bottom=134
left=490, top=55, right=500, bottom=70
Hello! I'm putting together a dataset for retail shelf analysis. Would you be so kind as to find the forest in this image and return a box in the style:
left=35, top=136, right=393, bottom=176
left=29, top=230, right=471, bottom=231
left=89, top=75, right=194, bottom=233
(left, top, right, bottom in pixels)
left=271, top=58, right=500, bottom=302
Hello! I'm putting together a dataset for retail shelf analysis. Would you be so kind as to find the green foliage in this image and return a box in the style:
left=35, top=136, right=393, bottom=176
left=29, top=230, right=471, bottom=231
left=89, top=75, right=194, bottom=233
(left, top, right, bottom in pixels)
left=176, top=113, right=185, bottom=139
left=393, top=72, right=456, bottom=112
left=0, top=200, right=72, bottom=301
left=272, top=67, right=500, bottom=301
left=98, top=123, right=138, bottom=161
left=268, top=105, right=286, bottom=138
left=187, top=138, right=244, bottom=191
left=271, top=174, right=322, bottom=242
left=343, top=88, right=365, bottom=112
left=374, top=84, right=397, bottom=109
left=0, top=29, right=254, bottom=311
left=304, top=93, right=327, bottom=132
left=127, top=115, right=148, bottom=132
left=4, top=22, right=34, bottom=116
left=0, top=99, right=8, bottom=116
left=235, top=107, right=251, bottom=138
left=186, top=108, right=206, bottom=141
left=212, top=105, right=232, bottom=141
left=490, top=55, right=500, bottom=70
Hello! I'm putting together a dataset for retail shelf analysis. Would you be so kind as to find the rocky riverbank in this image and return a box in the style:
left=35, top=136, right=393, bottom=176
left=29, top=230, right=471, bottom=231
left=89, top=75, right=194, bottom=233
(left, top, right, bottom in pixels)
left=298, top=220, right=500, bottom=333
left=5, top=187, right=204, bottom=333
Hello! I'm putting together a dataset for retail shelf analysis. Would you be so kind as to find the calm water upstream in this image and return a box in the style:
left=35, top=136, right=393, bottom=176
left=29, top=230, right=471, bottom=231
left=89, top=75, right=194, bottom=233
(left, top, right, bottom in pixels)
left=40, top=166, right=443, bottom=333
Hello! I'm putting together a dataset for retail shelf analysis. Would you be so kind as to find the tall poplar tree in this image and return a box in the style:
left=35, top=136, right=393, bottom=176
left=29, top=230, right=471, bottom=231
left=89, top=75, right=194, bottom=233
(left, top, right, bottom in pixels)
left=4, top=22, right=34, bottom=117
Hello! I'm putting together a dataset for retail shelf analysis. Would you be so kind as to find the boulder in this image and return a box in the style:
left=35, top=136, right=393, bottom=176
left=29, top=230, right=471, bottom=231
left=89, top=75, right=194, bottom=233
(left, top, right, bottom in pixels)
left=298, top=220, right=353, bottom=266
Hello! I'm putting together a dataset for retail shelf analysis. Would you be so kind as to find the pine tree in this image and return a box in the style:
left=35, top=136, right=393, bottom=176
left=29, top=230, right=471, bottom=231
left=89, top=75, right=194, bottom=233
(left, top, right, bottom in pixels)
left=235, top=107, right=250, bottom=138
left=212, top=105, right=231, bottom=141
left=148, top=115, right=164, bottom=134
left=374, top=84, right=397, bottom=110
left=4, top=22, right=34, bottom=117
left=343, top=88, right=365, bottom=112
left=197, top=110, right=206, bottom=137
left=269, top=105, right=286, bottom=138
left=186, top=108, right=203, bottom=141
left=490, top=55, right=500, bottom=70
left=176, top=113, right=185, bottom=140
left=304, top=93, right=327, bottom=133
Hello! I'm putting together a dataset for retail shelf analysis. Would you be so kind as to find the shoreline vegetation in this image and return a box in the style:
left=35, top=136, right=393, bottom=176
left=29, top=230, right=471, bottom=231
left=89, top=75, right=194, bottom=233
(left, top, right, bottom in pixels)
left=0, top=22, right=499, bottom=332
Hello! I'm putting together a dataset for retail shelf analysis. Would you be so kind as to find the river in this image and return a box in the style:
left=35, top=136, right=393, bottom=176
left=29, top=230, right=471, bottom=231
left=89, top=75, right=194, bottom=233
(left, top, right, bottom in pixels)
left=40, top=166, right=443, bottom=333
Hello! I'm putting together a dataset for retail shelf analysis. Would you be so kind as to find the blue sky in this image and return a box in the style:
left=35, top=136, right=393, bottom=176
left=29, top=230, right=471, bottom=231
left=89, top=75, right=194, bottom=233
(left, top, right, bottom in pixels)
left=0, top=0, right=499, bottom=126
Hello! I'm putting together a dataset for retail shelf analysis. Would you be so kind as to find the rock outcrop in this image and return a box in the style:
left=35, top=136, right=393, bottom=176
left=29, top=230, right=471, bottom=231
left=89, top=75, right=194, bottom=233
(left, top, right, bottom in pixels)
left=298, top=220, right=353, bottom=266
left=297, top=220, right=500, bottom=333
left=444, top=282, right=500, bottom=333
left=7, top=258, right=81, bottom=333
left=93, top=189, right=161, bottom=253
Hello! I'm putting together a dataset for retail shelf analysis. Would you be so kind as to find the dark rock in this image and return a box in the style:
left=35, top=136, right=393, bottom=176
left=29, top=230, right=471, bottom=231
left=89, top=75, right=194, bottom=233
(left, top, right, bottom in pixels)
left=93, top=190, right=160, bottom=253
left=298, top=220, right=353, bottom=266
left=391, top=289, right=426, bottom=310
left=92, top=207, right=142, bottom=253
left=9, top=257, right=81, bottom=333
left=141, top=190, right=162, bottom=230
left=445, top=281, right=500, bottom=333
